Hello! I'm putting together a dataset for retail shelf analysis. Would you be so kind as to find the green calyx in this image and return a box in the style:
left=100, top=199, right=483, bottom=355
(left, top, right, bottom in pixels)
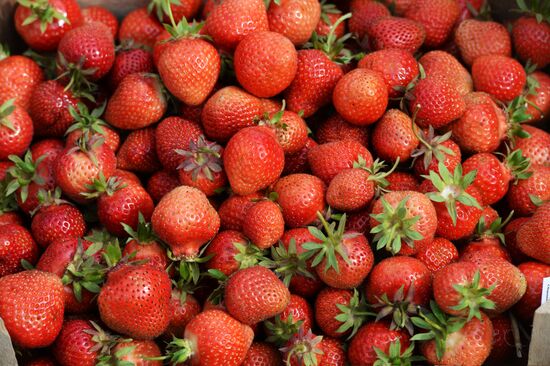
left=171, top=244, right=214, bottom=286
left=0, top=179, right=18, bottom=214
left=175, top=135, right=223, bottom=182
left=17, top=0, right=70, bottom=34
left=373, top=340, right=425, bottom=366
left=334, top=289, right=374, bottom=339
left=96, top=343, right=138, bottom=366
left=147, top=0, right=182, bottom=23
left=68, top=131, right=105, bottom=167
left=450, top=270, right=495, bottom=321
left=255, top=100, right=289, bottom=130
left=423, top=162, right=482, bottom=226
left=265, top=313, right=304, bottom=346
left=84, top=321, right=128, bottom=363
left=370, top=196, right=423, bottom=255
left=411, top=125, right=455, bottom=171
left=280, top=328, right=324, bottom=366
left=205, top=268, right=228, bottom=306
left=162, top=336, right=194, bottom=364
left=82, top=173, right=126, bottom=199
left=320, top=0, right=342, bottom=26
left=30, top=187, right=71, bottom=215
left=514, top=0, right=550, bottom=23
left=233, top=240, right=266, bottom=270
left=506, top=96, right=533, bottom=141
left=163, top=18, right=210, bottom=42
left=85, top=229, right=124, bottom=269
left=0, top=99, right=17, bottom=132
left=355, top=156, right=400, bottom=197
left=302, top=212, right=353, bottom=274
left=122, top=212, right=158, bottom=245
left=410, top=301, right=467, bottom=362
left=56, top=52, right=98, bottom=101
left=66, top=102, right=108, bottom=138
left=372, top=284, right=419, bottom=335
left=0, top=44, right=10, bottom=60
left=6, top=150, right=46, bottom=203
left=474, top=211, right=514, bottom=244
left=62, top=239, right=106, bottom=302
left=259, top=239, right=315, bottom=287
left=503, top=148, right=533, bottom=183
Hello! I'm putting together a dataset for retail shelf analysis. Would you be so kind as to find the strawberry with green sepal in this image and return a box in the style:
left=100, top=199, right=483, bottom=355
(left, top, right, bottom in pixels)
left=315, top=1, right=345, bottom=38
left=0, top=223, right=38, bottom=277
left=165, top=288, right=201, bottom=338
left=205, top=231, right=263, bottom=276
left=110, top=339, right=162, bottom=365
left=461, top=212, right=515, bottom=262
left=264, top=294, right=313, bottom=345
left=282, top=328, right=346, bottom=366
left=0, top=99, right=34, bottom=161
left=512, top=0, right=550, bottom=69
left=516, top=201, right=550, bottom=263
left=304, top=213, right=374, bottom=289
left=267, top=0, right=321, bottom=46
left=116, top=127, right=160, bottom=174
left=513, top=125, right=550, bottom=166
left=148, top=0, right=202, bottom=25
left=507, top=164, right=550, bottom=215
left=523, top=71, right=550, bottom=123
left=66, top=102, right=120, bottom=152
left=155, top=116, right=203, bottom=171
left=472, top=55, right=527, bottom=102
left=373, top=340, right=424, bottom=366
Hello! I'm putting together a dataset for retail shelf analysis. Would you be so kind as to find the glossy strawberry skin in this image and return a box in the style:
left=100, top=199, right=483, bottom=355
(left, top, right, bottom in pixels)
left=205, top=230, right=249, bottom=276
left=242, top=342, right=282, bottom=366
left=116, top=127, right=160, bottom=174
left=146, top=170, right=180, bottom=203
left=0, top=54, right=44, bottom=110
left=316, top=113, right=369, bottom=147
left=327, top=168, right=375, bottom=212
left=349, top=0, right=391, bottom=41
left=367, top=16, right=426, bottom=54
left=512, top=16, right=550, bottom=69
left=155, top=117, right=203, bottom=171
left=507, top=165, right=550, bottom=216
left=419, top=50, right=473, bottom=96
left=472, top=55, right=527, bottom=102
left=462, top=153, right=511, bottom=206
left=514, top=125, right=550, bottom=166
left=81, top=6, right=118, bottom=37
left=415, top=237, right=458, bottom=274
left=243, top=200, right=284, bottom=250
left=165, top=290, right=202, bottom=338
left=315, top=288, right=353, bottom=338
left=404, top=0, right=459, bottom=47
left=348, top=321, right=411, bottom=365
left=108, top=48, right=154, bottom=90
left=118, top=7, right=163, bottom=49
left=218, top=193, right=262, bottom=232
left=0, top=224, right=39, bottom=277
left=271, top=294, right=314, bottom=334
left=371, top=109, right=418, bottom=163
left=0, top=103, right=33, bottom=160
left=53, top=319, right=98, bottom=366
left=31, top=204, right=86, bottom=249
left=514, top=261, right=550, bottom=321
left=267, top=0, right=321, bottom=46
left=455, top=19, right=511, bottom=66
left=516, top=201, right=550, bottom=264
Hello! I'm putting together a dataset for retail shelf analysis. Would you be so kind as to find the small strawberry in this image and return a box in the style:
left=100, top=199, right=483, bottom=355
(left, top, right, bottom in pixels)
left=242, top=342, right=282, bottom=366
left=514, top=261, right=550, bottom=321
left=507, top=164, right=550, bottom=216
left=0, top=223, right=38, bottom=277
left=316, top=113, right=369, bottom=146
left=108, top=46, right=154, bottom=90
left=155, top=116, right=203, bottom=171
left=512, top=1, right=550, bottom=69
left=205, top=230, right=262, bottom=276
left=349, top=0, right=390, bottom=42
left=282, top=328, right=346, bottom=366
left=516, top=201, right=550, bottom=263
left=117, top=127, right=160, bottom=174
left=218, top=193, right=262, bottom=231
left=419, top=50, right=473, bottom=96
left=146, top=169, right=180, bottom=202
left=367, top=16, right=426, bottom=54
left=504, top=217, right=531, bottom=264
left=243, top=200, right=285, bottom=249
left=264, top=293, right=313, bottom=344
left=118, top=7, right=164, bottom=48
left=455, top=19, right=511, bottom=66
left=472, top=55, right=527, bottom=102
left=0, top=99, right=34, bottom=160
left=371, top=109, right=418, bottom=164
left=81, top=6, right=118, bottom=37
left=415, top=237, right=458, bottom=274
left=404, top=0, right=459, bottom=47
left=267, top=0, right=321, bottom=46
left=165, top=289, right=201, bottom=338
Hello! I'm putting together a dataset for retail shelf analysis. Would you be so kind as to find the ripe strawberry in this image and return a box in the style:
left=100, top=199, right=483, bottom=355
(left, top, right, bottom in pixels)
left=404, top=0, right=459, bottom=47
left=504, top=217, right=531, bottom=264
left=326, top=166, right=376, bottom=213
left=108, top=47, right=154, bottom=90
left=472, top=55, right=527, bottom=102
left=524, top=71, right=550, bottom=123
left=516, top=201, right=550, bottom=263
left=412, top=127, right=461, bottom=177
left=121, top=217, right=169, bottom=273
left=225, top=266, right=290, bottom=325
left=513, top=125, right=550, bottom=166
left=201, top=86, right=262, bottom=142
left=507, top=164, right=550, bottom=216
left=487, top=313, right=515, bottom=364
left=164, top=309, right=254, bottom=366
left=315, top=2, right=344, bottom=38
left=267, top=0, right=321, bottom=46
left=0, top=47, right=44, bottom=110
left=218, top=193, right=262, bottom=231
left=105, top=73, right=167, bottom=130
left=349, top=0, right=390, bottom=42
left=284, top=137, right=317, bottom=175
left=146, top=169, right=180, bottom=203
left=419, top=50, right=473, bottom=96
left=53, top=320, right=110, bottom=366
left=205, top=0, right=269, bottom=51
left=117, top=127, right=160, bottom=173
left=98, top=264, right=172, bottom=339
left=205, top=230, right=260, bottom=276
left=332, top=68, right=388, bottom=126
left=118, top=7, right=164, bottom=48
left=242, top=342, right=282, bottom=366
left=415, top=237, right=458, bottom=274
left=255, top=103, right=308, bottom=154
left=155, top=117, right=203, bottom=171
left=315, top=287, right=362, bottom=339
left=57, top=21, right=115, bottom=81
left=386, top=171, right=420, bottom=192
left=284, top=330, right=347, bottom=366
left=408, top=76, right=466, bottom=129
left=111, top=340, right=162, bottom=365
left=0, top=223, right=38, bottom=277
left=29, top=80, right=78, bottom=137
left=0, top=270, right=64, bottom=348
left=14, top=0, right=83, bottom=51
left=243, top=200, right=284, bottom=249
left=81, top=6, right=118, bottom=37
left=316, top=113, right=368, bottom=146
left=0, top=100, right=34, bottom=160
left=265, top=293, right=313, bottom=344
left=455, top=0, right=484, bottom=22
left=514, top=261, right=550, bottom=321
left=512, top=15, right=550, bottom=69
left=372, top=109, right=418, bottom=163
left=149, top=0, right=202, bottom=24
left=165, top=289, right=201, bottom=338
left=224, top=126, right=285, bottom=195
left=455, top=19, right=511, bottom=66
left=157, top=25, right=220, bottom=106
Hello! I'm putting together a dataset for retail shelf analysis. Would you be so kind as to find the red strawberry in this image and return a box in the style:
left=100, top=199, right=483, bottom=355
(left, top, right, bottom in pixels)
left=243, top=200, right=284, bottom=249
left=326, top=165, right=379, bottom=213
left=0, top=48, right=44, bottom=110
left=404, top=0, right=459, bottom=47
left=524, top=71, right=550, bottom=123
left=267, top=0, right=321, bottom=46
left=265, top=293, right=313, bottom=344
left=14, top=0, right=82, bottom=51
left=225, top=266, right=290, bottom=325
left=53, top=319, right=102, bottom=366
left=205, top=230, right=261, bottom=276
left=315, top=2, right=345, bottom=38
left=0, top=224, right=38, bottom=277
left=513, top=15, right=550, bottom=69
left=205, top=0, right=269, bottom=51
left=367, top=16, right=426, bottom=54
left=504, top=217, right=531, bottom=264
left=415, top=237, right=458, bottom=274
left=507, top=164, right=550, bottom=216
left=152, top=185, right=220, bottom=259
left=349, top=0, right=390, bottom=42
left=332, top=68, right=388, bottom=126
left=242, top=342, right=282, bottom=366
left=516, top=201, right=550, bottom=263
left=149, top=0, right=202, bottom=24
left=108, top=47, right=154, bottom=90
left=105, top=73, right=167, bottom=130
left=283, top=137, right=318, bottom=175
left=455, top=19, right=511, bottom=66
left=98, top=264, right=172, bottom=339
left=0, top=270, right=65, bottom=348
left=386, top=171, right=420, bottom=192
left=256, top=105, right=308, bottom=154
left=118, top=7, right=164, bottom=48
left=81, top=6, right=118, bottom=37
left=412, top=127, right=461, bottom=177
left=316, top=113, right=369, bottom=146
left=223, top=126, right=285, bottom=195
left=218, top=193, right=262, bottom=231
left=371, top=109, right=418, bottom=164
left=165, top=289, right=201, bottom=338
left=111, top=339, right=162, bottom=365
left=514, top=261, right=550, bottom=321
left=122, top=216, right=170, bottom=272
left=514, top=125, right=550, bottom=166
left=155, top=116, right=203, bottom=171
left=201, top=86, right=262, bottom=142
left=455, top=0, right=484, bottom=22
left=314, top=287, right=355, bottom=338
left=0, top=100, right=34, bottom=160
left=419, top=50, right=473, bottom=96
left=117, top=127, right=160, bottom=174
left=283, top=329, right=347, bottom=366
left=487, top=314, right=515, bottom=364
left=146, top=169, right=180, bottom=202
left=472, top=55, right=527, bottom=102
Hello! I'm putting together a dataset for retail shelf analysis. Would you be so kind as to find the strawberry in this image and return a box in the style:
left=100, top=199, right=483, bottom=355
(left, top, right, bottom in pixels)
left=155, top=116, right=203, bottom=171
left=267, top=0, right=321, bottom=46
left=81, top=6, right=118, bottom=37
left=512, top=14, right=550, bottom=69
left=0, top=270, right=65, bottom=348
left=234, top=31, right=297, bottom=98
left=273, top=173, right=326, bottom=227
left=315, top=1, right=345, bottom=38
left=305, top=214, right=374, bottom=289
left=419, top=50, right=473, bottom=96
left=165, top=289, right=201, bottom=338
left=347, top=321, right=411, bottom=366
left=122, top=215, right=170, bottom=272
left=201, top=86, right=262, bottom=142
left=108, top=47, right=154, bottom=90
left=332, top=68, right=388, bottom=126
left=0, top=99, right=34, bottom=160
left=14, top=0, right=82, bottom=51
left=243, top=200, right=284, bottom=249
left=255, top=104, right=308, bottom=154
left=404, top=0, right=459, bottom=47
left=507, top=164, right=550, bottom=216
left=514, top=261, right=550, bottom=321
left=386, top=171, right=420, bottom=192
left=205, top=0, right=269, bottom=51
left=264, top=293, right=313, bottom=344
left=370, top=191, right=437, bottom=256
left=316, top=113, right=369, bottom=146
left=371, top=109, right=418, bottom=164
left=64, top=106, right=119, bottom=155
left=53, top=320, right=102, bottom=366
left=105, top=73, right=167, bottom=130
left=472, top=55, right=527, bottom=102
left=349, top=0, right=391, bottom=42
left=487, top=313, right=516, bottom=364
left=242, top=342, right=282, bottom=366
left=358, top=48, right=419, bottom=98
left=223, top=126, right=285, bottom=195
left=412, top=302, right=493, bottom=366
left=367, top=16, right=426, bottom=54
left=225, top=266, right=290, bottom=325
left=54, top=134, right=117, bottom=203
left=111, top=340, right=162, bottom=365
left=146, top=169, right=180, bottom=202
left=524, top=71, right=550, bottom=123
left=157, top=22, right=220, bottom=106
left=415, top=237, right=458, bottom=274
left=513, top=125, right=550, bottom=166
left=0, top=223, right=38, bottom=277
left=118, top=7, right=164, bottom=48
left=408, top=76, right=466, bottom=129
left=57, top=21, right=115, bottom=81
left=29, top=80, right=78, bottom=137
left=218, top=193, right=262, bottom=231
left=283, top=137, right=318, bottom=175
left=205, top=230, right=261, bottom=276
left=516, top=201, right=550, bottom=263
left=0, top=46, right=44, bottom=110
left=163, top=309, right=254, bottom=366
left=152, top=185, right=220, bottom=259
left=504, top=217, right=531, bottom=264
left=117, top=127, right=160, bottom=174
left=282, top=329, right=346, bottom=366
left=148, top=0, right=202, bottom=24
left=455, top=19, right=511, bottom=66
left=314, top=287, right=355, bottom=338
left=308, top=140, right=373, bottom=184
left=98, top=264, right=172, bottom=339
left=412, top=127, right=461, bottom=177
left=455, top=0, right=485, bottom=22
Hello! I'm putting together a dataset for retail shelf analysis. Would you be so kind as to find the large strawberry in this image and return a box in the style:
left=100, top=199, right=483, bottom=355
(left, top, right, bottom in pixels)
left=0, top=99, right=34, bottom=160
left=419, top=50, right=473, bottom=96
left=0, top=46, right=44, bottom=109
left=0, top=223, right=38, bottom=277
left=516, top=201, right=550, bottom=263
left=512, top=1, right=550, bottom=69
left=454, top=19, right=511, bottom=65
left=367, top=16, right=426, bottom=54
left=267, top=0, right=321, bottom=46
left=0, top=270, right=65, bottom=348
left=472, top=55, right=527, bottom=102
left=404, top=0, right=459, bottom=47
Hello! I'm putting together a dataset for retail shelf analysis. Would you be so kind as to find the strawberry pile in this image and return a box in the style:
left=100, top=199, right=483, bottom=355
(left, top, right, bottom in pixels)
left=0, top=0, right=549, bottom=365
